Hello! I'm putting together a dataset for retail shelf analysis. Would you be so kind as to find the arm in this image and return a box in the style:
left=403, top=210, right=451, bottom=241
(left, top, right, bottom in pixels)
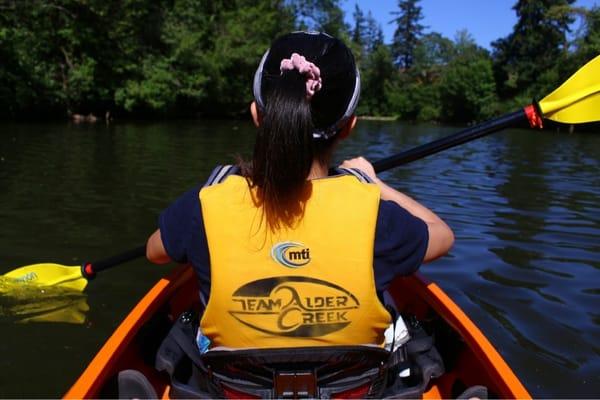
left=148, top=183, right=205, bottom=266
left=146, top=229, right=172, bottom=264
left=340, top=157, right=454, bottom=263
left=375, top=179, right=454, bottom=262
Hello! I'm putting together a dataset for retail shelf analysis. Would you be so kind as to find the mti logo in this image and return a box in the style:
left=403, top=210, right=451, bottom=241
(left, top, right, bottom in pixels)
left=271, top=241, right=311, bottom=268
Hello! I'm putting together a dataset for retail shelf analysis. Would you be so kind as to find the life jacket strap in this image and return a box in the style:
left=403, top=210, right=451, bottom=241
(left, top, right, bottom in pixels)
left=335, top=167, right=375, bottom=183
left=206, top=165, right=373, bottom=187
left=204, top=165, right=241, bottom=187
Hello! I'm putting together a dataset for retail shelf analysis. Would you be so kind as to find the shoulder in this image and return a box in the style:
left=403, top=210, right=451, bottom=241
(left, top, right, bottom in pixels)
left=373, top=199, right=429, bottom=289
left=376, top=199, right=428, bottom=238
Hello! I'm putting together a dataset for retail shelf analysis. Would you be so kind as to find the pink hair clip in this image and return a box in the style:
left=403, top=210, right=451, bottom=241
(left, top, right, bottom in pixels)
left=280, top=53, right=323, bottom=99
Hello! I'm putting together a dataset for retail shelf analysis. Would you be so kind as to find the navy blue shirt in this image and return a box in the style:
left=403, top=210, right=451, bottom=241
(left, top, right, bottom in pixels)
left=159, top=179, right=429, bottom=298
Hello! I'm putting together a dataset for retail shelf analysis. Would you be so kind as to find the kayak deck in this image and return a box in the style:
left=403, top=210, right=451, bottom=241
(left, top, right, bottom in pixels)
left=65, top=266, right=530, bottom=399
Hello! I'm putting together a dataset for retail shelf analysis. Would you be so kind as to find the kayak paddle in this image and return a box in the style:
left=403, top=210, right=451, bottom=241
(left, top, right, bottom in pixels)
left=1, top=245, right=146, bottom=293
left=2, top=55, right=599, bottom=292
left=373, top=54, right=600, bottom=172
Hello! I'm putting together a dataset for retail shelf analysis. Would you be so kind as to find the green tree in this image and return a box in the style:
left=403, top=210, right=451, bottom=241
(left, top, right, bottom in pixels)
left=0, top=0, right=170, bottom=117
left=291, top=0, right=348, bottom=38
left=0, top=5, right=29, bottom=117
left=352, top=4, right=366, bottom=46
left=439, top=31, right=497, bottom=122
left=349, top=6, right=382, bottom=64
left=411, top=32, right=454, bottom=83
left=573, top=6, right=600, bottom=64
left=359, top=43, right=399, bottom=116
left=205, top=1, right=295, bottom=115
left=115, top=0, right=294, bottom=115
left=492, top=0, right=575, bottom=98
left=4, top=0, right=592, bottom=123
left=393, top=32, right=453, bottom=121
left=390, top=0, right=426, bottom=68
left=365, top=11, right=385, bottom=52
left=0, top=0, right=295, bottom=118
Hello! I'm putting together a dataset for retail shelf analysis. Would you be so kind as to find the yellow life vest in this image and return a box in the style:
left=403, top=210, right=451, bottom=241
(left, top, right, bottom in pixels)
left=199, top=169, right=391, bottom=349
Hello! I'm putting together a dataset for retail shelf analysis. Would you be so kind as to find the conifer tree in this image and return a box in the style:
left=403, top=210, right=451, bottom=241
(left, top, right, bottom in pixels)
left=291, top=0, right=347, bottom=38
left=573, top=6, right=600, bottom=63
left=352, top=6, right=382, bottom=52
left=390, top=0, right=426, bottom=68
left=365, top=11, right=385, bottom=52
left=352, top=4, right=366, bottom=46
left=492, top=0, right=575, bottom=97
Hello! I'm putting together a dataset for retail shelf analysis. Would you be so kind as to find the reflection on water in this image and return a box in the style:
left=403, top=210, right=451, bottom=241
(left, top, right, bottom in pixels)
left=0, top=121, right=598, bottom=397
left=0, top=279, right=88, bottom=324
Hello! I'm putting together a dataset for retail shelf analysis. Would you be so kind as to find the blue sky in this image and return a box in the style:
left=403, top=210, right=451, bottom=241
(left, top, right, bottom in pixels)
left=342, top=0, right=599, bottom=48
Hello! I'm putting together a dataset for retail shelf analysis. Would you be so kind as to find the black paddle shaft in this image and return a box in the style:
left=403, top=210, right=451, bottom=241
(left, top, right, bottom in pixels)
left=372, top=109, right=528, bottom=173
left=79, top=110, right=530, bottom=280
left=82, top=245, right=146, bottom=279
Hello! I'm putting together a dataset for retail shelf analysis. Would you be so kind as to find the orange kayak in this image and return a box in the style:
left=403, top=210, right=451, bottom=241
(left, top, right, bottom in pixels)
left=65, top=265, right=530, bottom=399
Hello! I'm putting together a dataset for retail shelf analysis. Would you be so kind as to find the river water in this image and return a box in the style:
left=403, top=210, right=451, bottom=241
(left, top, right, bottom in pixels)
left=0, top=120, right=598, bottom=397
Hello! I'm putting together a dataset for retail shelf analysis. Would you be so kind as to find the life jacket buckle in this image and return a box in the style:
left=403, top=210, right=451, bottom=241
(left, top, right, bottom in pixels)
left=180, top=311, right=194, bottom=324
left=274, top=371, right=317, bottom=399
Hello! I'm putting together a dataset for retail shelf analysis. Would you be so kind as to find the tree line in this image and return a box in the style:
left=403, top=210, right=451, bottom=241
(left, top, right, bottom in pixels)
left=0, top=0, right=598, bottom=122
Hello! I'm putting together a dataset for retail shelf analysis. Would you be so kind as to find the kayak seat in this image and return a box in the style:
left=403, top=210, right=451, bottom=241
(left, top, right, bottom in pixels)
left=185, top=346, right=443, bottom=399
left=198, top=346, right=391, bottom=399
left=155, top=311, right=446, bottom=399
left=117, top=369, right=158, bottom=399
left=456, top=385, right=489, bottom=400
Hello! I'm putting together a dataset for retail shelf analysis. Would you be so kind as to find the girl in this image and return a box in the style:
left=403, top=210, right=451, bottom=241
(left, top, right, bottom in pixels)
left=146, top=31, right=453, bottom=351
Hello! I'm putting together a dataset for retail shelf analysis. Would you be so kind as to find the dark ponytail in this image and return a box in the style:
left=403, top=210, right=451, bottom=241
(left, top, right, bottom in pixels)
left=248, top=32, right=360, bottom=232
left=250, top=70, right=314, bottom=230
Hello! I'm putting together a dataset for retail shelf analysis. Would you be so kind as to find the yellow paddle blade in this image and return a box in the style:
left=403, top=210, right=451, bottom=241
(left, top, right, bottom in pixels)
left=539, top=54, right=600, bottom=123
left=1, top=263, right=88, bottom=293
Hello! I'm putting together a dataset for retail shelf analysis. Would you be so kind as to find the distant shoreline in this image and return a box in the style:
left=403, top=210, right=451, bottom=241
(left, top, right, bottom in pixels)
left=358, top=115, right=398, bottom=121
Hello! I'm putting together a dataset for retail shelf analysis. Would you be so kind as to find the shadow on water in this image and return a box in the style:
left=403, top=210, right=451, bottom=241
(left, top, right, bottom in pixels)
left=0, top=120, right=599, bottom=397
